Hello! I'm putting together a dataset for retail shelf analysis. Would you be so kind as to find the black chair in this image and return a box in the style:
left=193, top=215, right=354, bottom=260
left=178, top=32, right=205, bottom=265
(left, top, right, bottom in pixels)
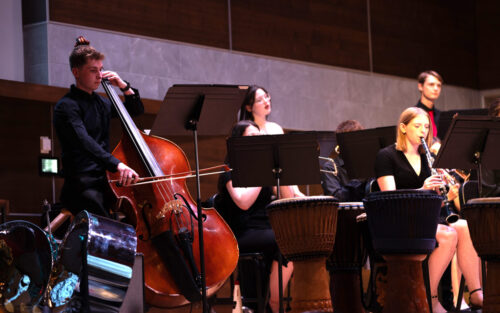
left=459, top=180, right=479, bottom=208
left=209, top=252, right=270, bottom=313
left=238, top=252, right=270, bottom=313
left=207, top=194, right=289, bottom=313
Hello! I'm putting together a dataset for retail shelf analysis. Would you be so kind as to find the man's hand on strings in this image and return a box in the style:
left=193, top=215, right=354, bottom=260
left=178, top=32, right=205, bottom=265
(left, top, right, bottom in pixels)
left=102, top=71, right=134, bottom=94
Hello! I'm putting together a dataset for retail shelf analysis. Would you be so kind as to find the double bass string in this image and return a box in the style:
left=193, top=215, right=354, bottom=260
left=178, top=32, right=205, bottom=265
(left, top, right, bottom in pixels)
left=102, top=80, right=177, bottom=206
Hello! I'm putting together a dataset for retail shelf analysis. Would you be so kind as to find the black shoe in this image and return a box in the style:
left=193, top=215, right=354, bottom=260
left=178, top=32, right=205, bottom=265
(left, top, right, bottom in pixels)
left=468, top=287, right=483, bottom=310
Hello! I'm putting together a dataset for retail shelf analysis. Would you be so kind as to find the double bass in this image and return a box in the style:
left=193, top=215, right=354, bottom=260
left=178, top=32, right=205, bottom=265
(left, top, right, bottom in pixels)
left=102, top=79, right=239, bottom=307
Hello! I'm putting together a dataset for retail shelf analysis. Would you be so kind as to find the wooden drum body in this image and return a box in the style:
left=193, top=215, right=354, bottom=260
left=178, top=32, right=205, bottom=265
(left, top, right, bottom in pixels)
left=463, top=197, right=500, bottom=313
left=327, top=202, right=366, bottom=313
left=267, top=196, right=339, bottom=313
left=363, top=190, right=442, bottom=313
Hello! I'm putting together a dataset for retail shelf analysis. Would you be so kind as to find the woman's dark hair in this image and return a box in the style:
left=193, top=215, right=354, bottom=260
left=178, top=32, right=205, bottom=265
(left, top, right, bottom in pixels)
left=223, top=120, right=259, bottom=164
left=230, top=120, right=259, bottom=138
left=239, top=85, right=269, bottom=121
left=489, top=98, right=500, bottom=117
left=336, top=120, right=364, bottom=133
left=69, top=36, right=104, bottom=69
left=218, top=120, right=260, bottom=191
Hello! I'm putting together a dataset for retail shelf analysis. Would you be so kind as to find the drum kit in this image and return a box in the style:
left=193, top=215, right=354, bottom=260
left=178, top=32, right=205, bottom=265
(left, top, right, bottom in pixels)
left=0, top=211, right=137, bottom=313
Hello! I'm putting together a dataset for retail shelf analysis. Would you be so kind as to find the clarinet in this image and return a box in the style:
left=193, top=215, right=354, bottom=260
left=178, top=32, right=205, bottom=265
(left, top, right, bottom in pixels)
left=420, top=137, right=459, bottom=224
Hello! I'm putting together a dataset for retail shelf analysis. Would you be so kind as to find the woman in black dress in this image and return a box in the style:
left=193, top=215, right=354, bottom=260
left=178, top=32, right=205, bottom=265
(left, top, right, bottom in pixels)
left=216, top=120, right=294, bottom=313
left=375, top=107, right=482, bottom=312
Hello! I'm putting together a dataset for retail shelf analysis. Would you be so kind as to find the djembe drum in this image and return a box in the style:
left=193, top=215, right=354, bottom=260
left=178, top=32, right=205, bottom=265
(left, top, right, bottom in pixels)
left=266, top=196, right=339, bottom=313
left=327, top=202, right=367, bottom=313
left=463, top=197, right=500, bottom=312
left=363, top=190, right=443, bottom=313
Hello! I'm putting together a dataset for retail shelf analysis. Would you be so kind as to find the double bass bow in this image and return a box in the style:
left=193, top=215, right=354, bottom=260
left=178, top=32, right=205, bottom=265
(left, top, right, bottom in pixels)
left=102, top=79, right=238, bottom=308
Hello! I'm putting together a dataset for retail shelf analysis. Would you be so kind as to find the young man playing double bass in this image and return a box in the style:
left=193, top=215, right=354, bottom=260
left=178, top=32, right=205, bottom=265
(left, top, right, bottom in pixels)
left=54, top=36, right=144, bottom=217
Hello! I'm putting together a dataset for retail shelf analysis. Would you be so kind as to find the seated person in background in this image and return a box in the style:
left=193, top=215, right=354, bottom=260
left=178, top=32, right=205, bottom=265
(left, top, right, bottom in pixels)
left=215, top=120, right=295, bottom=313
left=375, top=107, right=483, bottom=312
left=320, top=120, right=367, bottom=201
left=481, top=99, right=500, bottom=197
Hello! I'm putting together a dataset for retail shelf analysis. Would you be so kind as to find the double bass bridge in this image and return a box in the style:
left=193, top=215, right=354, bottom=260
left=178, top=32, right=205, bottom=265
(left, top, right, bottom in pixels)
left=155, top=199, right=184, bottom=219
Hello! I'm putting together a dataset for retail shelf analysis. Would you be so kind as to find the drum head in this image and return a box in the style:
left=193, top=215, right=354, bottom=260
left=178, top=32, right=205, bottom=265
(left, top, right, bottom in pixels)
left=267, top=195, right=338, bottom=209
left=0, top=220, right=55, bottom=311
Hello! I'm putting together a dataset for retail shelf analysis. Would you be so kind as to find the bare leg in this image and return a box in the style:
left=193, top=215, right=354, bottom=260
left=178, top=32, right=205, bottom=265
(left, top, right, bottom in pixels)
left=428, top=224, right=457, bottom=313
left=269, top=260, right=294, bottom=313
left=452, top=254, right=470, bottom=309
left=451, top=219, right=483, bottom=307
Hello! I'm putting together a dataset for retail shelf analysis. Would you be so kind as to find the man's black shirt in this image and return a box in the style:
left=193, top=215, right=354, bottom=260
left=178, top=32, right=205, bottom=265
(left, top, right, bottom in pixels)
left=54, top=85, right=144, bottom=177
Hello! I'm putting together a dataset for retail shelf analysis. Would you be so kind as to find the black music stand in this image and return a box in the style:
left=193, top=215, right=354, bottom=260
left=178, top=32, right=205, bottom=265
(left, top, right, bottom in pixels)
left=228, top=133, right=321, bottom=189
left=437, top=108, right=488, bottom=139
left=151, top=84, right=249, bottom=313
left=336, top=126, right=396, bottom=180
left=289, top=130, right=337, bottom=168
left=434, top=115, right=500, bottom=197
left=151, top=84, right=248, bottom=136
left=228, top=133, right=321, bottom=313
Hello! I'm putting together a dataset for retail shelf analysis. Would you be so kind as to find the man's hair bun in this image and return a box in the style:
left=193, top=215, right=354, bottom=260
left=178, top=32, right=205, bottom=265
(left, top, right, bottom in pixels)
left=75, top=36, right=90, bottom=47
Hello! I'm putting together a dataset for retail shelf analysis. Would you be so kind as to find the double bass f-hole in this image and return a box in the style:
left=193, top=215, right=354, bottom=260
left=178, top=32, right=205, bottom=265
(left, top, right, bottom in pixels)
left=138, top=201, right=153, bottom=241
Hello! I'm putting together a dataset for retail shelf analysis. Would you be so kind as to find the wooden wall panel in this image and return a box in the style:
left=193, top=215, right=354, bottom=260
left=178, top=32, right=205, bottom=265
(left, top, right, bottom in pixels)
left=0, top=81, right=67, bottom=217
left=231, top=0, right=370, bottom=71
left=476, top=0, right=500, bottom=90
left=370, top=0, right=478, bottom=88
left=0, top=97, right=62, bottom=214
left=46, top=0, right=500, bottom=89
left=49, top=0, right=230, bottom=49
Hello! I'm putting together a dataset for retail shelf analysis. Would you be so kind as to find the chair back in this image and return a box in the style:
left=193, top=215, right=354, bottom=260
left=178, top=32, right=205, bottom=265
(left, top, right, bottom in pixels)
left=459, top=180, right=479, bottom=207
left=366, top=178, right=380, bottom=194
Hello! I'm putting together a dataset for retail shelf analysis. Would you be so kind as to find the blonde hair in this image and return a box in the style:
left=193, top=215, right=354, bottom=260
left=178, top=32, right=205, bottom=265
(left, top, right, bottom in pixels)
left=395, top=107, right=433, bottom=152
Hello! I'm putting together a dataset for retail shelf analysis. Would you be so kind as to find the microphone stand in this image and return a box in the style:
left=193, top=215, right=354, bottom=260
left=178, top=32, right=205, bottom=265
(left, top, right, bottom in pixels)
left=272, top=166, right=285, bottom=313
left=185, top=94, right=208, bottom=313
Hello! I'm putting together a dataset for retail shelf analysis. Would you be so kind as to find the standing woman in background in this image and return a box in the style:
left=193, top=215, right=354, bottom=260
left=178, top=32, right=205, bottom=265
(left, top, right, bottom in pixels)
left=239, top=85, right=305, bottom=197
left=374, top=107, right=482, bottom=312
